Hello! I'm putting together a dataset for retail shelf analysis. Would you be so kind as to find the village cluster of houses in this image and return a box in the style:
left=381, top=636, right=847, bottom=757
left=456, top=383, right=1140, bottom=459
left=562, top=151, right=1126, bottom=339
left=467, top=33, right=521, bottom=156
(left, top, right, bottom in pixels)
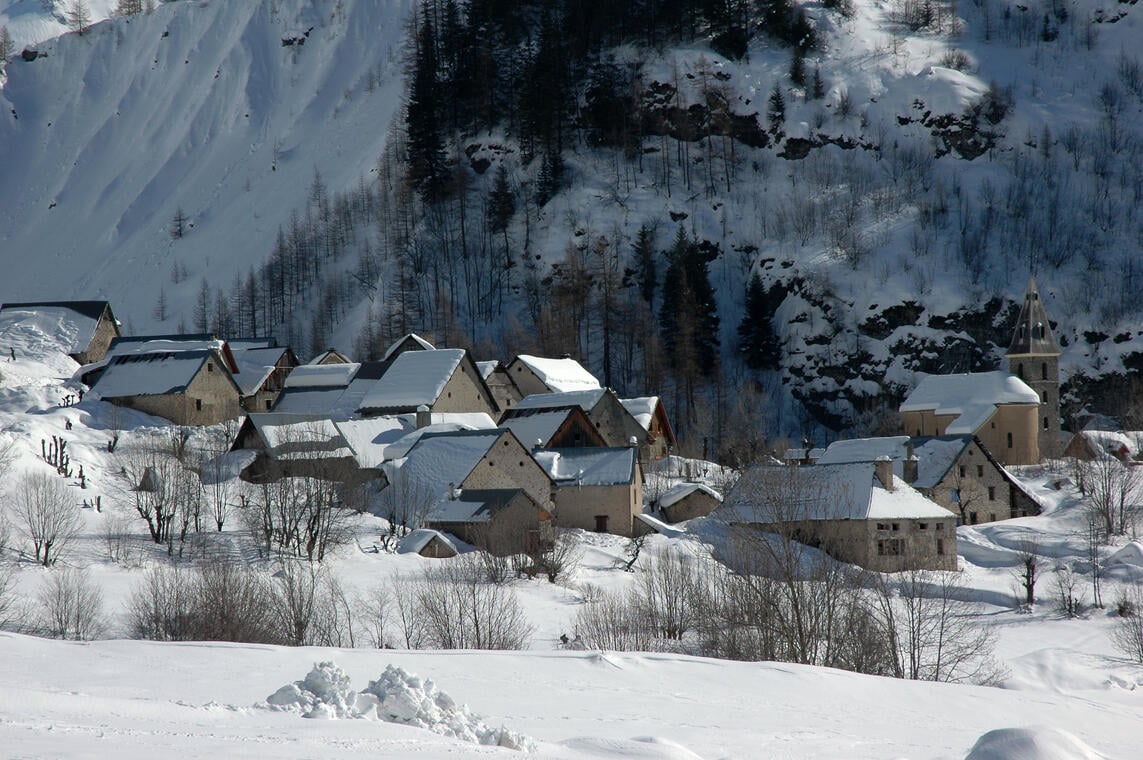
left=2, top=279, right=1129, bottom=572
left=0, top=300, right=691, bottom=558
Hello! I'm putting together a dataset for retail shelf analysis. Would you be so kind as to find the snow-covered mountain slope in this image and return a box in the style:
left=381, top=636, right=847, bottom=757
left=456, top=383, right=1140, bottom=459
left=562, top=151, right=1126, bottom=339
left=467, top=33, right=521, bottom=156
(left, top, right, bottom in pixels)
left=0, top=0, right=408, bottom=331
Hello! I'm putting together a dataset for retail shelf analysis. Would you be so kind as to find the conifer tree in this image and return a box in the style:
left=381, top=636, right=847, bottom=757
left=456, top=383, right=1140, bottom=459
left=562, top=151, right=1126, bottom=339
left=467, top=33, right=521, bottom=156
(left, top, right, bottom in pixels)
left=767, top=83, right=786, bottom=131
left=738, top=272, right=781, bottom=370
left=406, top=12, right=448, bottom=199
left=633, top=224, right=657, bottom=306
left=812, top=66, right=826, bottom=99
left=66, top=0, right=92, bottom=35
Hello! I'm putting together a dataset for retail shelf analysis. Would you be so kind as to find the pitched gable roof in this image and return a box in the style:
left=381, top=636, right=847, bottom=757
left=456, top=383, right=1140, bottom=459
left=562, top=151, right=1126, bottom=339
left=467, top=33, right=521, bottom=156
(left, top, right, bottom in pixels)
left=534, top=447, right=638, bottom=486
left=426, top=488, right=531, bottom=524
left=725, top=463, right=955, bottom=523
left=511, top=354, right=601, bottom=392
left=230, top=346, right=296, bottom=396
left=500, top=406, right=604, bottom=450
left=0, top=301, right=117, bottom=358
left=816, top=435, right=974, bottom=490
left=512, top=388, right=608, bottom=414
left=381, top=333, right=436, bottom=361
left=91, top=350, right=234, bottom=398
left=659, top=482, right=722, bottom=509
left=387, top=429, right=506, bottom=503
left=900, top=371, right=1039, bottom=433
left=359, top=348, right=467, bottom=412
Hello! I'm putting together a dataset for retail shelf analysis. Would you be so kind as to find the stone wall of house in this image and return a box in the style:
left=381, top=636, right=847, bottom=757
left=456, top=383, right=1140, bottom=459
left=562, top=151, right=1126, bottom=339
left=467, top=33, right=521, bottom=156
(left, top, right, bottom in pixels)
left=485, top=367, right=523, bottom=417
left=112, top=358, right=240, bottom=426
left=430, top=494, right=547, bottom=554
left=553, top=482, right=641, bottom=536
left=548, top=412, right=607, bottom=449
left=661, top=491, right=720, bottom=523
left=921, top=441, right=1017, bottom=524
left=461, top=434, right=554, bottom=509
left=431, top=361, right=497, bottom=417
left=774, top=516, right=957, bottom=572
left=507, top=362, right=551, bottom=397
left=590, top=395, right=655, bottom=469
left=75, top=312, right=120, bottom=365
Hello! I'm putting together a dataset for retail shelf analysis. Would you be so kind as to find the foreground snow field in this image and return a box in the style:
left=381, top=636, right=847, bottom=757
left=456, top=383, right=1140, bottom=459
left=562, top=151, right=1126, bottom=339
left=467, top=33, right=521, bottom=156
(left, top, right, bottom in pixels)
left=0, top=632, right=1140, bottom=759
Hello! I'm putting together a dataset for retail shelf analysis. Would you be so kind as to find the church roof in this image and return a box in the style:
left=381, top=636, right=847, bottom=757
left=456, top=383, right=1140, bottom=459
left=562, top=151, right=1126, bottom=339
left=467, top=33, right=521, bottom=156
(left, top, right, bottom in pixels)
left=1007, top=276, right=1060, bottom=357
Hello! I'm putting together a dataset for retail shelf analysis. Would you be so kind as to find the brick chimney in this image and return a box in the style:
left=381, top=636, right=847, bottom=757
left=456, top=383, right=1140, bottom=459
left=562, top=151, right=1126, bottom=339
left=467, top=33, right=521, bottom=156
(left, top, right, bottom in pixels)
left=875, top=456, right=894, bottom=492
left=903, top=441, right=918, bottom=485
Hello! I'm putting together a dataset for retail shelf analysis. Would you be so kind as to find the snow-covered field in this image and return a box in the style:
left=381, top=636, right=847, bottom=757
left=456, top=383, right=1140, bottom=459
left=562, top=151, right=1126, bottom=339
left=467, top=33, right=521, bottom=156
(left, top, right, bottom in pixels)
left=0, top=288, right=1142, bottom=759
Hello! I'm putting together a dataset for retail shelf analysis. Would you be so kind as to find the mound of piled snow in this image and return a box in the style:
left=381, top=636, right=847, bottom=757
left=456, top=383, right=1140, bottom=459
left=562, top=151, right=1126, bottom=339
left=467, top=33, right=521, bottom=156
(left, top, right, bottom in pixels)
left=1107, top=542, right=1143, bottom=568
left=965, top=727, right=1106, bottom=760
left=263, top=662, right=532, bottom=750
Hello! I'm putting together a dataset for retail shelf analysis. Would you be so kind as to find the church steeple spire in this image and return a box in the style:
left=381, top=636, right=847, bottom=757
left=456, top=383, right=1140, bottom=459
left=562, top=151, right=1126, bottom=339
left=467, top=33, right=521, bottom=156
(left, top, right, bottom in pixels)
left=1007, top=276, right=1060, bottom=459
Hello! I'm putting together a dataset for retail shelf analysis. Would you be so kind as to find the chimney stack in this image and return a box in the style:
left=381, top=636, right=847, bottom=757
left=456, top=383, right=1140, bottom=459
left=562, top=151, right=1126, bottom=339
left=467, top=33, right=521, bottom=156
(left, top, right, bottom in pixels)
left=875, top=455, right=894, bottom=492
left=415, top=404, right=431, bottom=429
left=903, top=442, right=918, bottom=485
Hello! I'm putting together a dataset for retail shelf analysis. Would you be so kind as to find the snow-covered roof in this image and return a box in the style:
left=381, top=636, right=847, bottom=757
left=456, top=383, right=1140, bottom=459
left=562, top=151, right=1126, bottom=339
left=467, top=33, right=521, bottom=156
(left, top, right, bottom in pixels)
left=659, top=482, right=723, bottom=509
left=337, top=413, right=496, bottom=467
left=806, top=435, right=974, bottom=492
left=816, top=436, right=911, bottom=465
left=359, top=349, right=465, bottom=411
left=514, top=354, right=601, bottom=392
left=1073, top=430, right=1135, bottom=460
left=501, top=409, right=578, bottom=450
left=283, top=362, right=360, bottom=389
left=426, top=489, right=527, bottom=524
left=476, top=360, right=499, bottom=380
left=783, top=447, right=827, bottom=462
left=250, top=416, right=353, bottom=460
left=513, top=388, right=607, bottom=413
left=620, top=396, right=659, bottom=430
left=230, top=346, right=289, bottom=396
left=90, top=350, right=219, bottom=398
left=725, top=463, right=955, bottom=523
left=0, top=302, right=109, bottom=357
left=381, top=333, right=435, bottom=361
left=397, top=528, right=457, bottom=555
left=385, top=429, right=504, bottom=503
left=534, top=447, right=637, bottom=486
left=900, top=371, right=1039, bottom=434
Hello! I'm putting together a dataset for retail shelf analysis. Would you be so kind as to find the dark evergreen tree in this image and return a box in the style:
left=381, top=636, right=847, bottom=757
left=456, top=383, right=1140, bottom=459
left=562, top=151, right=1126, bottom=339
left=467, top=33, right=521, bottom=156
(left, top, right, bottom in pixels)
left=790, top=46, right=805, bottom=87
left=659, top=228, right=719, bottom=377
left=738, top=272, right=781, bottom=370
left=767, top=83, right=786, bottom=131
left=406, top=12, right=448, bottom=199
left=633, top=224, right=657, bottom=306
left=488, top=164, right=515, bottom=235
left=812, top=65, right=826, bottom=99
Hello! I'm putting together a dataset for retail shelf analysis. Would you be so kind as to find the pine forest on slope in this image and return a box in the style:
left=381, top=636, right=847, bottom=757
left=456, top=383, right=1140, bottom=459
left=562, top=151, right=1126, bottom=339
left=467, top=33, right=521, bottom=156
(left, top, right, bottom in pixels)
left=3, top=0, right=1143, bottom=454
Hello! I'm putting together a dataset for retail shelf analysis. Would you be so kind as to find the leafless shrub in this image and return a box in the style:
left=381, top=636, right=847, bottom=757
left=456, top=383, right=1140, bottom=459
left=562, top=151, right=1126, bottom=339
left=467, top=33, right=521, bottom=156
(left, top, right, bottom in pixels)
left=356, top=582, right=394, bottom=648
left=1053, top=563, right=1086, bottom=618
left=409, top=554, right=533, bottom=649
left=574, top=588, right=658, bottom=651
left=194, top=560, right=282, bottom=643
left=940, top=49, right=972, bottom=72
left=1111, top=585, right=1143, bottom=662
left=103, top=512, right=138, bottom=566
left=126, top=563, right=197, bottom=641
left=38, top=567, right=106, bottom=641
left=17, top=470, right=81, bottom=566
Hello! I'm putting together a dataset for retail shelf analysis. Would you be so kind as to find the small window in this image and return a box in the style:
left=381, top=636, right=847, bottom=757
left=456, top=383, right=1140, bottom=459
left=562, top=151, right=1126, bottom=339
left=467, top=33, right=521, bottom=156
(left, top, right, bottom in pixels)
left=594, top=515, right=608, bottom=533
left=970, top=513, right=979, bottom=525
left=264, top=400, right=272, bottom=410
left=877, top=522, right=888, bottom=530
left=989, top=513, right=997, bottom=522
left=1007, top=432, right=1013, bottom=449
left=195, top=399, right=202, bottom=411
left=1041, top=362, right=1048, bottom=380
left=1043, top=417, right=1049, bottom=431
left=891, top=522, right=900, bottom=532
left=977, top=465, right=983, bottom=477
left=936, top=523, right=943, bottom=531
left=937, top=538, right=945, bottom=555
left=877, top=539, right=903, bottom=556
left=988, top=486, right=996, bottom=501
left=207, top=363, right=214, bottom=372
left=1017, top=363, right=1024, bottom=379
left=959, top=466, right=966, bottom=478
left=991, top=422, right=996, bottom=429
left=919, top=523, right=928, bottom=530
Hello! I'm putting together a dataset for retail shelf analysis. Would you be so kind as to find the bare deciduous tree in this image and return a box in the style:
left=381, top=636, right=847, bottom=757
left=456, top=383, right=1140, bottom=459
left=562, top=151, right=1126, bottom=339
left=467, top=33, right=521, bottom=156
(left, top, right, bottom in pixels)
left=38, top=567, right=105, bottom=640
left=17, top=470, right=81, bottom=566
left=1111, top=585, right=1143, bottom=662
left=1053, top=563, right=1085, bottom=619
left=407, top=554, right=533, bottom=649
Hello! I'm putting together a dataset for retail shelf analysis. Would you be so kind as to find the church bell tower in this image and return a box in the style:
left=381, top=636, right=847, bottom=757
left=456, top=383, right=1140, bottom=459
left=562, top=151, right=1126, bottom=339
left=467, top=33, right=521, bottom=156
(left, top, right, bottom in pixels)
left=1007, top=277, right=1061, bottom=460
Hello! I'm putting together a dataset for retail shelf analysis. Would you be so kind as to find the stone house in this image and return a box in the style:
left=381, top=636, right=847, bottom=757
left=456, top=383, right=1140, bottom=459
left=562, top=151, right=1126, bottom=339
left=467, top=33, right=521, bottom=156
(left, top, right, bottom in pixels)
left=90, top=349, right=242, bottom=426
left=380, top=333, right=435, bottom=362
left=385, top=428, right=556, bottom=528
left=501, top=406, right=608, bottom=451
left=0, top=300, right=120, bottom=364
left=817, top=435, right=1041, bottom=525
left=658, top=481, right=722, bottom=523
left=358, top=348, right=499, bottom=418
left=308, top=348, right=352, bottom=365
left=271, top=361, right=390, bottom=418
left=230, top=413, right=378, bottom=484
left=620, top=396, right=677, bottom=461
left=533, top=446, right=643, bottom=536
left=1063, top=430, right=1136, bottom=463
left=506, top=388, right=660, bottom=469
left=424, top=488, right=551, bottom=555
left=79, top=334, right=239, bottom=386
left=723, top=459, right=958, bottom=573
left=503, top=354, right=601, bottom=396
left=231, top=345, right=299, bottom=413
left=397, top=529, right=459, bottom=558
left=477, top=360, right=524, bottom=415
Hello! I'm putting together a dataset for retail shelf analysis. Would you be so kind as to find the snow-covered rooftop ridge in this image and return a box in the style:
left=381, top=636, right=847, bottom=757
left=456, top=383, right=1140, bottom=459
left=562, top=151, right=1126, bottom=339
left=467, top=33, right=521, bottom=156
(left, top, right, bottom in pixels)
left=815, top=436, right=911, bottom=465
left=230, top=346, right=288, bottom=396
left=659, top=481, right=722, bottom=509
left=514, top=354, right=601, bottom=392
left=1073, top=429, right=1136, bottom=459
left=620, top=396, right=658, bottom=430
left=725, top=463, right=954, bottom=522
left=359, top=348, right=465, bottom=411
left=534, top=446, right=636, bottom=486
left=336, top=413, right=496, bottom=467
left=475, top=360, right=499, bottom=380
left=815, top=435, right=973, bottom=491
left=513, top=388, right=607, bottom=413
left=426, top=488, right=526, bottom=524
left=386, top=429, right=505, bottom=503
left=380, top=333, right=435, bottom=361
left=500, top=409, right=579, bottom=449
left=900, top=371, right=1039, bottom=434
left=283, top=363, right=360, bottom=389
left=396, top=528, right=457, bottom=555
left=0, top=302, right=106, bottom=357
left=89, top=349, right=215, bottom=398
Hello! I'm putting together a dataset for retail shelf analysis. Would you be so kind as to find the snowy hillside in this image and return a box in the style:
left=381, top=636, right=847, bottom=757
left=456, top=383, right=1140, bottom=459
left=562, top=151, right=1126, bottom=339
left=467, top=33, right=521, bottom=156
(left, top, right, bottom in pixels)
left=0, top=0, right=408, bottom=333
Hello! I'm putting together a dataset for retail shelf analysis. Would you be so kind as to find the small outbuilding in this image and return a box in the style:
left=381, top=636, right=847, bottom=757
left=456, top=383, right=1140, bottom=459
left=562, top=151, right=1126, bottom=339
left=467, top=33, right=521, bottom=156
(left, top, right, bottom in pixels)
left=658, top=482, right=722, bottom=523
left=397, top=529, right=459, bottom=558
